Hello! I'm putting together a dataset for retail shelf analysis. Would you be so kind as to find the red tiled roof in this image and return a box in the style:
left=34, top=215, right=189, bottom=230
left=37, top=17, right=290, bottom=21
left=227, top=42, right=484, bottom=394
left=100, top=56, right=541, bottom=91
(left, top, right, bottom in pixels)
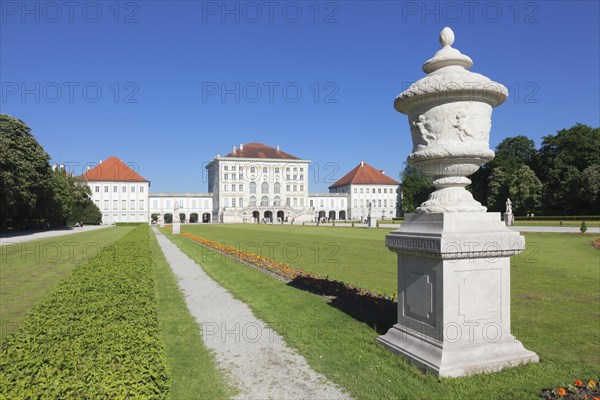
left=224, top=143, right=300, bottom=160
left=329, top=161, right=400, bottom=188
left=82, top=156, right=149, bottom=182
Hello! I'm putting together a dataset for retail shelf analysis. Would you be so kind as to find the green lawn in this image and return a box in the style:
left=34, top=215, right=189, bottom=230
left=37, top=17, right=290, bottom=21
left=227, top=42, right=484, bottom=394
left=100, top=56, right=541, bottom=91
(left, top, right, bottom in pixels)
left=149, top=229, right=233, bottom=399
left=514, top=220, right=599, bottom=228
left=165, top=225, right=600, bottom=399
left=0, top=226, right=134, bottom=340
left=181, top=224, right=398, bottom=294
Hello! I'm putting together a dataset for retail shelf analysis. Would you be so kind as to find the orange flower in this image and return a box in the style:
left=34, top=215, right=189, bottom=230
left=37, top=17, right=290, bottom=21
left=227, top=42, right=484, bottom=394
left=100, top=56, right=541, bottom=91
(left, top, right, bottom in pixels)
left=575, top=379, right=583, bottom=386
left=593, top=397, right=599, bottom=400
left=556, top=388, right=566, bottom=396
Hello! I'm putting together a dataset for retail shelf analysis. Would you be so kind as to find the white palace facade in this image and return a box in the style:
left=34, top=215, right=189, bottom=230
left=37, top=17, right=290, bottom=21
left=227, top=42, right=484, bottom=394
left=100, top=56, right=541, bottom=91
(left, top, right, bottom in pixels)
left=83, top=143, right=400, bottom=225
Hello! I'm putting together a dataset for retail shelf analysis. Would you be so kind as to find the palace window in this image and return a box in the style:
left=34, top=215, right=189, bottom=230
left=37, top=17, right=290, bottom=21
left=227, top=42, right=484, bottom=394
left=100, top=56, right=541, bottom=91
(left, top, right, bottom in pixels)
left=232, top=198, right=236, bottom=207
left=261, top=182, right=269, bottom=193
left=130, top=200, right=135, bottom=210
left=239, top=184, right=243, bottom=191
left=293, top=185, right=297, bottom=192
left=113, top=200, right=117, bottom=210
left=131, top=186, right=135, bottom=193
left=310, top=200, right=314, bottom=207
left=320, top=200, right=324, bottom=207
left=263, top=167, right=268, bottom=173
left=286, top=185, right=290, bottom=191
left=239, top=173, right=243, bottom=180
left=122, top=200, right=126, bottom=210
left=104, top=200, right=108, bottom=210
left=140, top=186, right=144, bottom=193
left=140, top=200, right=144, bottom=210
left=122, top=186, right=126, bottom=193
left=299, top=175, right=303, bottom=180
left=104, top=186, right=109, bottom=193
left=274, top=182, right=281, bottom=193
left=300, top=184, right=304, bottom=191
left=378, top=200, right=382, bottom=207
left=224, top=166, right=229, bottom=171
left=250, top=182, right=256, bottom=193
left=250, top=167, right=256, bottom=173
left=293, top=198, right=297, bottom=206
left=113, top=186, right=117, bottom=192
left=261, top=196, right=269, bottom=206
left=249, top=196, right=257, bottom=206
left=239, top=198, right=244, bottom=207
left=275, top=167, right=280, bottom=173
left=384, top=199, right=388, bottom=207
left=274, top=196, right=281, bottom=206
left=95, top=186, right=100, bottom=192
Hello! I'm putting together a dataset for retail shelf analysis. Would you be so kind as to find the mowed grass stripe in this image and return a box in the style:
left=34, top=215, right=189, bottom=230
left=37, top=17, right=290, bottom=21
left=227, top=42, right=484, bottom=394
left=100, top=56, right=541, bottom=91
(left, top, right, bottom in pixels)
left=165, top=228, right=599, bottom=399
left=149, top=229, right=233, bottom=399
left=182, top=224, right=398, bottom=295
left=0, top=225, right=170, bottom=398
left=0, top=226, right=134, bottom=340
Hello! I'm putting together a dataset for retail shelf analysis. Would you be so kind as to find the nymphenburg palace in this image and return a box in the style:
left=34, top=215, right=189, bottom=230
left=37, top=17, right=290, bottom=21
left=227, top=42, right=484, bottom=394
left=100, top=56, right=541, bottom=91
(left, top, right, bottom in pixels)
left=83, top=143, right=401, bottom=224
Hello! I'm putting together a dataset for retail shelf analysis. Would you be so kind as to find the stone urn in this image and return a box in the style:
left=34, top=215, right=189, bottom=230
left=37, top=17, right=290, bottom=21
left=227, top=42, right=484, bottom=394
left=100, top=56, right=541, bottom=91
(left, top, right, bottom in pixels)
left=396, top=27, right=507, bottom=213
left=378, top=27, right=538, bottom=377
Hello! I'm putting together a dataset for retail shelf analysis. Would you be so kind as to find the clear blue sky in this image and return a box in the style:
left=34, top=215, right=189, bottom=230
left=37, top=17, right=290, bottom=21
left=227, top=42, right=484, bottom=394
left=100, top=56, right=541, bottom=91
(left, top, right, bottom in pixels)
left=1, top=1, right=598, bottom=192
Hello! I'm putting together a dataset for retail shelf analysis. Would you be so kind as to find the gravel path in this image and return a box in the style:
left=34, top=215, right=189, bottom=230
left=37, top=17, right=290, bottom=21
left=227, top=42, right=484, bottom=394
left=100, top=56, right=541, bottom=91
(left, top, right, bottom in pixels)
left=0, top=225, right=110, bottom=245
left=153, top=228, right=350, bottom=400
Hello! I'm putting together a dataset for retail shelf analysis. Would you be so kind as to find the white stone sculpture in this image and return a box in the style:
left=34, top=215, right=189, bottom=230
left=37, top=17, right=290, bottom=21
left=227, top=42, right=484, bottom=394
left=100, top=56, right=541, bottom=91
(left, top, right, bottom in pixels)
left=396, top=26, right=506, bottom=213
left=378, top=27, right=538, bottom=377
left=505, top=198, right=513, bottom=215
left=172, top=201, right=181, bottom=234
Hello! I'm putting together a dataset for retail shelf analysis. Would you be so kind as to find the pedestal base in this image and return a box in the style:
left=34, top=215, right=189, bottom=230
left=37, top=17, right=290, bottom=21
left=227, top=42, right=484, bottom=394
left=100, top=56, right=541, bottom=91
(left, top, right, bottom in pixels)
left=380, top=212, right=538, bottom=377
left=378, top=324, right=538, bottom=377
left=504, top=213, right=514, bottom=226
left=172, top=221, right=180, bottom=234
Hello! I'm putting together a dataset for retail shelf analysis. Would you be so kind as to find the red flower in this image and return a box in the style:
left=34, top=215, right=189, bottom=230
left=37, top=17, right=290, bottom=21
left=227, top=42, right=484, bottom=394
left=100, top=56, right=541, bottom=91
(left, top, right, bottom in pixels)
left=575, top=380, right=583, bottom=386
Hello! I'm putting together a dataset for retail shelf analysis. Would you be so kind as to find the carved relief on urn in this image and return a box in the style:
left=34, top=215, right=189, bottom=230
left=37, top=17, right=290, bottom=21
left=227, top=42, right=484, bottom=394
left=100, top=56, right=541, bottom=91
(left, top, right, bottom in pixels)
left=396, top=27, right=508, bottom=213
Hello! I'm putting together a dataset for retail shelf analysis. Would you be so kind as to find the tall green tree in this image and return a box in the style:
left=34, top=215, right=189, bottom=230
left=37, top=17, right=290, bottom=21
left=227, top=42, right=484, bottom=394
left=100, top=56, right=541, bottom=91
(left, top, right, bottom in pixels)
left=536, top=124, right=600, bottom=214
left=0, top=114, right=55, bottom=230
left=399, top=164, right=433, bottom=214
left=579, top=164, right=600, bottom=213
left=469, top=135, right=537, bottom=209
left=509, top=165, right=542, bottom=215
left=486, top=168, right=509, bottom=212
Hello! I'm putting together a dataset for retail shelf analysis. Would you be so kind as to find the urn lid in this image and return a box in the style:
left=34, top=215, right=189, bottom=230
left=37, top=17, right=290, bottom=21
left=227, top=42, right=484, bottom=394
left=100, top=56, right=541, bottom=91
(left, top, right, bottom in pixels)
left=395, top=27, right=508, bottom=114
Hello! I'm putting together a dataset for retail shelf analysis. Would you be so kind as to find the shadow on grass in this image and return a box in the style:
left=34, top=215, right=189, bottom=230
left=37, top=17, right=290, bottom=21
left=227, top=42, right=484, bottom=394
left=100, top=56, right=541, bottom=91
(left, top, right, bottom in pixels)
left=287, top=276, right=397, bottom=334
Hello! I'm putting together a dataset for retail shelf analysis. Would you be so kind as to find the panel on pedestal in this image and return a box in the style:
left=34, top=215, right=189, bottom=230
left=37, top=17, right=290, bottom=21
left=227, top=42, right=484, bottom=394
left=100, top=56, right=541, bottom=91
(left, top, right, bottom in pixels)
left=456, top=268, right=502, bottom=323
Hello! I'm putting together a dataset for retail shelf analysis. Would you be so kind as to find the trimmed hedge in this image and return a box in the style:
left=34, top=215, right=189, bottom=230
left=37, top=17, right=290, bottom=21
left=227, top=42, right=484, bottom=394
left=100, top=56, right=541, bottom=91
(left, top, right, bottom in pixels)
left=0, top=225, right=171, bottom=398
left=514, top=216, right=600, bottom=221
left=115, top=222, right=148, bottom=226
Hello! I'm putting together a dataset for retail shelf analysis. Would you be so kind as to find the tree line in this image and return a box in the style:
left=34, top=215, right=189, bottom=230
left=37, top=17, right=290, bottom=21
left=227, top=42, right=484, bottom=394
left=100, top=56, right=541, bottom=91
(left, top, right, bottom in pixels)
left=400, top=123, right=600, bottom=216
left=0, top=114, right=101, bottom=231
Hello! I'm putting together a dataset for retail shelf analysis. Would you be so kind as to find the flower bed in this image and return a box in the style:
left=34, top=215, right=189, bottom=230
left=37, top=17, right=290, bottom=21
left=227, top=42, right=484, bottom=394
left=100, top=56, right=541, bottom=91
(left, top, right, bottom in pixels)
left=591, top=237, right=600, bottom=250
left=165, top=227, right=397, bottom=302
left=541, top=379, right=599, bottom=399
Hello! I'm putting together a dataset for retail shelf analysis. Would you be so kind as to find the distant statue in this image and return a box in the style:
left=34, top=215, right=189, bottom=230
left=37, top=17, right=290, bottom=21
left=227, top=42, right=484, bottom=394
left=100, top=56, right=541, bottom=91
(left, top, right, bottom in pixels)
left=174, top=201, right=180, bottom=222
left=368, top=201, right=373, bottom=217
left=505, top=198, right=512, bottom=215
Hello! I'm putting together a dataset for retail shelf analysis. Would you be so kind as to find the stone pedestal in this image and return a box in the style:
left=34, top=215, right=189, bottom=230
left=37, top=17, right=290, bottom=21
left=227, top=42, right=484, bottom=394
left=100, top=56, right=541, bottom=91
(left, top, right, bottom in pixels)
left=172, top=220, right=180, bottom=235
left=367, top=217, right=375, bottom=228
left=504, top=213, right=514, bottom=226
left=377, top=213, right=538, bottom=377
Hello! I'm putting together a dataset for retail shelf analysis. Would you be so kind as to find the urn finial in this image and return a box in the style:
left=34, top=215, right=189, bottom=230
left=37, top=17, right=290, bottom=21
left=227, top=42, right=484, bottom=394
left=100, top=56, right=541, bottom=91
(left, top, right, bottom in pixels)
left=439, top=27, right=454, bottom=47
